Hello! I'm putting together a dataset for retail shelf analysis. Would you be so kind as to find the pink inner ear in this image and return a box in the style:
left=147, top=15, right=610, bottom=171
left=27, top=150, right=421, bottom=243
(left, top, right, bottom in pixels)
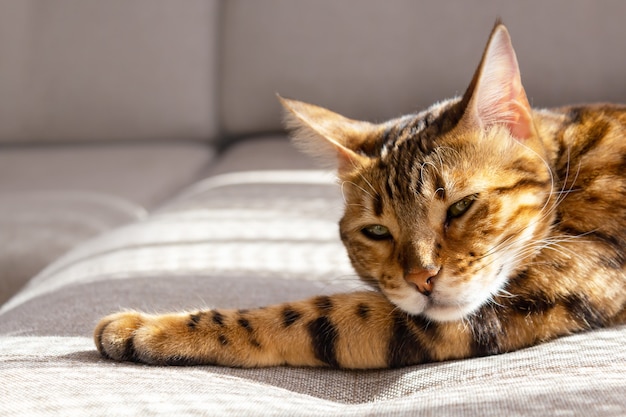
left=503, top=98, right=533, bottom=140
left=484, top=84, right=533, bottom=140
left=472, top=26, right=534, bottom=141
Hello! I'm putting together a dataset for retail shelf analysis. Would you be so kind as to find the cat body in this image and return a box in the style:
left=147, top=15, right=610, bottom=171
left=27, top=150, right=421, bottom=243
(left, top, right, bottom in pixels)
left=95, top=23, right=626, bottom=369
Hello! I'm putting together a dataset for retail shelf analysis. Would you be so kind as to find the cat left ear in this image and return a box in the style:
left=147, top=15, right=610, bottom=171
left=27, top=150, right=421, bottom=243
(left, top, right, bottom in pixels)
left=460, top=23, right=534, bottom=140
left=278, top=95, right=379, bottom=175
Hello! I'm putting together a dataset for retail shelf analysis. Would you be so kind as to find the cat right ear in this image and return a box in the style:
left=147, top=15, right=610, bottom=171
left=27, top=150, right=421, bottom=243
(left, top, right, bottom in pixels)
left=278, top=95, right=378, bottom=175
left=458, top=22, right=535, bottom=141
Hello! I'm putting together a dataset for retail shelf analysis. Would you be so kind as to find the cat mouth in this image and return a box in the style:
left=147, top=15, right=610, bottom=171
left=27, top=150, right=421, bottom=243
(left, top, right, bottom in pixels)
left=390, top=293, right=473, bottom=322
left=423, top=299, right=483, bottom=322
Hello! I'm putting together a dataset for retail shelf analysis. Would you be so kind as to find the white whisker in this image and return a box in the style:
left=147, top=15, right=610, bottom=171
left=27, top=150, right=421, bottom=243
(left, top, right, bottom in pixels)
left=342, top=180, right=375, bottom=200
left=357, top=172, right=380, bottom=198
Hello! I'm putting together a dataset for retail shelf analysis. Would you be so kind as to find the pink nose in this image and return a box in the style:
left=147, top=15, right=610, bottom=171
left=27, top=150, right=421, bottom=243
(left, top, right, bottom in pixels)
left=405, top=267, right=440, bottom=296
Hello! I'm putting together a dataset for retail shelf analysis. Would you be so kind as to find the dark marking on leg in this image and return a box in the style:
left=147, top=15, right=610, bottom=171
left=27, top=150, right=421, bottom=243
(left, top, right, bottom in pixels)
left=238, top=318, right=253, bottom=333
left=121, top=336, right=139, bottom=362
left=563, top=294, right=606, bottom=329
left=509, top=292, right=555, bottom=315
left=218, top=334, right=229, bottom=346
left=282, top=307, right=301, bottom=327
left=307, top=316, right=339, bottom=368
left=468, top=306, right=503, bottom=357
left=313, top=296, right=333, bottom=314
left=356, top=303, right=370, bottom=319
left=250, top=339, right=261, bottom=349
left=187, top=312, right=202, bottom=330
left=387, top=311, right=431, bottom=368
left=408, top=314, right=437, bottom=335
left=212, top=311, right=225, bottom=327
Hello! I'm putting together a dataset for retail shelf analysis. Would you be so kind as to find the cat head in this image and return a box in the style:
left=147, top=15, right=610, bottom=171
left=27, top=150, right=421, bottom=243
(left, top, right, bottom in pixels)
left=280, top=23, right=554, bottom=322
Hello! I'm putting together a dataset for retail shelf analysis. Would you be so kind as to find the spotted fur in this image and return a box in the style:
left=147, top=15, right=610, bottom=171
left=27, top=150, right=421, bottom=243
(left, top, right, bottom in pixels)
left=95, top=23, right=626, bottom=369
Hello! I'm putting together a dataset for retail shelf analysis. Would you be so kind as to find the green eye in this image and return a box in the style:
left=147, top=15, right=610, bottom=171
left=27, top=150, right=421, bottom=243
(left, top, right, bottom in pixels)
left=447, top=195, right=477, bottom=219
left=361, top=224, right=392, bottom=241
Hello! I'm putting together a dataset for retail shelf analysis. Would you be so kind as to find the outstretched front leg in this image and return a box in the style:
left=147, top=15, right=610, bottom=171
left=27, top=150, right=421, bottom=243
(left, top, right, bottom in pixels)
left=95, top=288, right=618, bottom=369
left=96, top=291, right=472, bottom=368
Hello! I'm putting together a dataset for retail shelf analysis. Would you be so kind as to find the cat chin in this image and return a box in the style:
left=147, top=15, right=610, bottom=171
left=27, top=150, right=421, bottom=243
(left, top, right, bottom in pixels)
left=387, top=292, right=430, bottom=316
left=390, top=291, right=483, bottom=322
left=422, top=303, right=478, bottom=322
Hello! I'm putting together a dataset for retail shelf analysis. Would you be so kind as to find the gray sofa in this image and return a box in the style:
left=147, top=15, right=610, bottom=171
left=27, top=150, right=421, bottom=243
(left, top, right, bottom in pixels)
left=1, top=1, right=625, bottom=416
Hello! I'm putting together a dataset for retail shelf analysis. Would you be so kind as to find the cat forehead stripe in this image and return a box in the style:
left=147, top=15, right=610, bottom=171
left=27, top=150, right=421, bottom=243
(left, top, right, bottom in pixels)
left=380, top=98, right=460, bottom=160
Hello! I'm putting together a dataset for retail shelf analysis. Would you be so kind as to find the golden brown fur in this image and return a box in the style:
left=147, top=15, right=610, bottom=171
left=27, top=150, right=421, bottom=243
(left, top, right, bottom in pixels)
left=95, top=23, right=626, bottom=369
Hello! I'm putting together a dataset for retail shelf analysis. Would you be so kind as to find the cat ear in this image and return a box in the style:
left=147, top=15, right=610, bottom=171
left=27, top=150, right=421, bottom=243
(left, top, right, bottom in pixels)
left=278, top=95, right=378, bottom=174
left=460, top=23, right=534, bottom=140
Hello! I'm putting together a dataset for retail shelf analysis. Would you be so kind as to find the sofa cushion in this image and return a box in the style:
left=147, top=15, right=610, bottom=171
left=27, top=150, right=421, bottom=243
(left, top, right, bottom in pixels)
left=0, top=141, right=215, bottom=208
left=0, top=141, right=214, bottom=304
left=0, top=191, right=145, bottom=305
left=0, top=0, right=220, bottom=143
left=205, top=135, right=319, bottom=176
left=0, top=137, right=624, bottom=416
left=220, top=0, right=626, bottom=136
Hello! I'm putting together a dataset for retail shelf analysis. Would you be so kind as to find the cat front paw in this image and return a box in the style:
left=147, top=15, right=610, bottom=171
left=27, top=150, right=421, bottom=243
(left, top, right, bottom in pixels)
left=95, top=311, right=215, bottom=365
left=95, top=311, right=147, bottom=363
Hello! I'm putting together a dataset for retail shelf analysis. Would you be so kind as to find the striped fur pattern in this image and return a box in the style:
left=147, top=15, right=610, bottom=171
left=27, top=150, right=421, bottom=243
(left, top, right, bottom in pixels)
left=95, top=23, right=626, bottom=369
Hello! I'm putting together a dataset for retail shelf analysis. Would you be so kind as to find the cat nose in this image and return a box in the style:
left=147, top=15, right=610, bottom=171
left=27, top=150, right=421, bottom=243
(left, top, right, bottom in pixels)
left=405, top=266, right=440, bottom=296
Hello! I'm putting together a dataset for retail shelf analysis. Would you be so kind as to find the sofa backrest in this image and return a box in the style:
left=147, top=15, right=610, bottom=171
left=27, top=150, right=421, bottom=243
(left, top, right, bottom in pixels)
left=221, top=0, right=626, bottom=137
left=0, top=0, right=220, bottom=143
left=2, top=1, right=626, bottom=144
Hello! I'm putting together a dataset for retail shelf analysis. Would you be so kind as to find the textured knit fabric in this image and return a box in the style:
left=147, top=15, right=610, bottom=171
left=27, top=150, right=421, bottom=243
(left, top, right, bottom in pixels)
left=0, top=191, right=145, bottom=304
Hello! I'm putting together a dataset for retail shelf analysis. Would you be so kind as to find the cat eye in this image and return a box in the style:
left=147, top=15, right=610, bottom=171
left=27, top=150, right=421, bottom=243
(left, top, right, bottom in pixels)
left=361, top=224, right=392, bottom=241
left=447, top=195, right=477, bottom=220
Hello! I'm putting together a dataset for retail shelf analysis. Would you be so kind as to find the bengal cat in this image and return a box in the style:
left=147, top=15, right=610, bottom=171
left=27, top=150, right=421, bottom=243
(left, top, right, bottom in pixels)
left=95, top=23, right=626, bottom=369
